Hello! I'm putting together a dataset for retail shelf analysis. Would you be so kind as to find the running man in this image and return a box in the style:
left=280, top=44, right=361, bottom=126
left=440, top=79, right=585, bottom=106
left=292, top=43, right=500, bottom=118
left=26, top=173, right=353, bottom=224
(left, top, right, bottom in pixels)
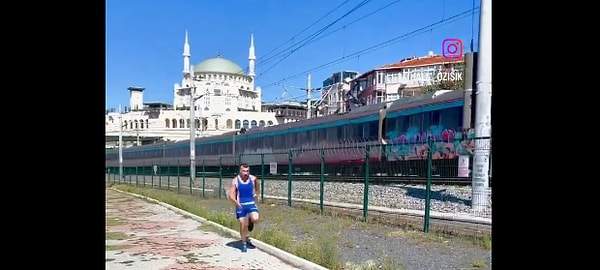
left=227, top=163, right=260, bottom=252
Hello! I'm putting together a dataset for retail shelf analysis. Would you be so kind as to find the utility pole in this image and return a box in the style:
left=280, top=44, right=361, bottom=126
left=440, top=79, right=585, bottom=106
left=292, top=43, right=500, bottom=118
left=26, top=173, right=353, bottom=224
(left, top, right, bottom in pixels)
left=189, top=65, right=197, bottom=187
left=471, top=0, right=492, bottom=211
left=307, top=74, right=311, bottom=119
left=459, top=52, right=476, bottom=179
left=118, top=104, right=123, bottom=181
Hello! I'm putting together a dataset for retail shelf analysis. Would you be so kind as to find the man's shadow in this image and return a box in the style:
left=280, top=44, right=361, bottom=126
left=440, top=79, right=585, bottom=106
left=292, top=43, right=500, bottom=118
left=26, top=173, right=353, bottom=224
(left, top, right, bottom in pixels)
left=226, top=240, right=257, bottom=251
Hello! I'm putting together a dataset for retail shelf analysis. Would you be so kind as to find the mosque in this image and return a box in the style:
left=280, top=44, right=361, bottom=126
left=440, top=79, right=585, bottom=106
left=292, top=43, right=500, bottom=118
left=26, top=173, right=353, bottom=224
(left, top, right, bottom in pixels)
left=105, top=32, right=279, bottom=146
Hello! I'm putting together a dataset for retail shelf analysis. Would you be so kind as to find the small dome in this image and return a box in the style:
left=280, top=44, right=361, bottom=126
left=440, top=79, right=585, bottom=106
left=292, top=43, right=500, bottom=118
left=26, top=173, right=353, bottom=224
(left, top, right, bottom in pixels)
left=193, top=57, right=245, bottom=75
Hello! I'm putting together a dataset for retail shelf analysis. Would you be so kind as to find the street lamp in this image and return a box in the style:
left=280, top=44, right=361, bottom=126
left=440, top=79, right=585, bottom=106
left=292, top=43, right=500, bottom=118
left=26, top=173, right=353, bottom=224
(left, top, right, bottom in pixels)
left=117, top=104, right=129, bottom=181
left=118, top=104, right=123, bottom=181
left=178, top=78, right=205, bottom=187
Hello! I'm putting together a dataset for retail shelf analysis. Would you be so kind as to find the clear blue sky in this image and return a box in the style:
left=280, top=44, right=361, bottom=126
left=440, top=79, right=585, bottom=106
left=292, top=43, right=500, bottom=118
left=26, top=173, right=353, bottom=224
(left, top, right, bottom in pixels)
left=106, top=0, right=480, bottom=111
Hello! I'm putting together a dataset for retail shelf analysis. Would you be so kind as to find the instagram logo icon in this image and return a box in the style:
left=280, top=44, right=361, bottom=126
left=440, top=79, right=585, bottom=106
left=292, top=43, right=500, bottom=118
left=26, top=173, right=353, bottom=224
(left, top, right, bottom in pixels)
left=442, top=38, right=463, bottom=59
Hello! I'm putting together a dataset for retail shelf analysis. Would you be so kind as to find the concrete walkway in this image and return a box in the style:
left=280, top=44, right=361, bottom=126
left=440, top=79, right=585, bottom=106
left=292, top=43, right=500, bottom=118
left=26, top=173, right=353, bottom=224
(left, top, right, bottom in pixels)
left=105, top=189, right=302, bottom=270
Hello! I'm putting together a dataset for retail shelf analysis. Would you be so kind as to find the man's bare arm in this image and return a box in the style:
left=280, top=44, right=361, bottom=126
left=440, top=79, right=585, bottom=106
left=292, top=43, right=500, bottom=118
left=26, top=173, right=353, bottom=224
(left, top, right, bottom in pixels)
left=253, top=176, right=261, bottom=203
left=227, top=178, right=239, bottom=204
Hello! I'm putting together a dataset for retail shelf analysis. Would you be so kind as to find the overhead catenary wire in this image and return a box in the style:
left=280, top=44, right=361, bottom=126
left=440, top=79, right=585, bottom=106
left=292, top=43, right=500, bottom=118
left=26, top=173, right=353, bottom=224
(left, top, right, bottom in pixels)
left=258, top=0, right=352, bottom=62
left=261, top=7, right=479, bottom=89
left=256, top=0, right=373, bottom=79
left=257, top=0, right=405, bottom=69
left=242, top=0, right=403, bottom=76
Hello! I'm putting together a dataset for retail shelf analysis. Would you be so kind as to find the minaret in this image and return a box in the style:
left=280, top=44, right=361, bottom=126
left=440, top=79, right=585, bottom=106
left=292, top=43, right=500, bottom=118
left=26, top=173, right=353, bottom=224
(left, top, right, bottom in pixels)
left=183, top=30, right=190, bottom=76
left=248, top=33, right=256, bottom=78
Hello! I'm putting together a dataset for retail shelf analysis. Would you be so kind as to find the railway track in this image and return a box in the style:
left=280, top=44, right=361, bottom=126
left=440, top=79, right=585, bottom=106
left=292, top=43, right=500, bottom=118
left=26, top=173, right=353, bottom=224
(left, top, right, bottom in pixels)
left=111, top=172, right=491, bottom=186
left=262, top=175, right=491, bottom=186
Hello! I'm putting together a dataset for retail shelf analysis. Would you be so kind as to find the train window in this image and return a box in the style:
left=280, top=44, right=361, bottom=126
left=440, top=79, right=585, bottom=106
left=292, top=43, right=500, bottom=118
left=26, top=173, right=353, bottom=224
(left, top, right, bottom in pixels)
left=297, top=131, right=307, bottom=145
left=326, top=127, right=336, bottom=142
left=336, top=126, right=343, bottom=140
left=384, top=117, right=398, bottom=139
left=285, top=132, right=294, bottom=149
left=264, top=136, right=273, bottom=150
left=431, top=110, right=441, bottom=126
left=409, top=114, right=422, bottom=130
left=318, top=129, right=326, bottom=141
left=422, top=111, right=432, bottom=130
left=439, top=107, right=461, bottom=129
left=367, top=120, right=379, bottom=139
left=274, top=135, right=283, bottom=149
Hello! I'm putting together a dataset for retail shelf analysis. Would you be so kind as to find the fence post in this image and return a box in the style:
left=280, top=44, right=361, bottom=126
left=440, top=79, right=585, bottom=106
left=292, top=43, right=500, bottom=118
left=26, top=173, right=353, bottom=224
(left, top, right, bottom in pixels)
left=363, top=145, right=370, bottom=222
left=135, top=166, right=139, bottom=186
left=424, top=139, right=433, bottom=233
left=159, top=160, right=162, bottom=189
left=177, top=159, right=181, bottom=194
left=219, top=157, right=223, bottom=199
left=260, top=153, right=265, bottom=203
left=167, top=164, right=171, bottom=191
left=288, top=149, right=293, bottom=207
left=202, top=159, right=206, bottom=198
left=151, top=163, right=154, bottom=188
left=320, top=148, right=325, bottom=214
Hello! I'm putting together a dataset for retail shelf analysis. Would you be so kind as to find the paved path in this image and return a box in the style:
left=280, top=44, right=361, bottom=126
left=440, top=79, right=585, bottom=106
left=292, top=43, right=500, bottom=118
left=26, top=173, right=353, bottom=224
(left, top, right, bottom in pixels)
left=105, top=189, right=301, bottom=270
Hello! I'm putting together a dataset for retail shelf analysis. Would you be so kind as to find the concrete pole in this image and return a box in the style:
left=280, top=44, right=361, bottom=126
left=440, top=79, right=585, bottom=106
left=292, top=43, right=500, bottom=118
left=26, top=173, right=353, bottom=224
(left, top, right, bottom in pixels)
left=471, top=0, right=492, bottom=211
left=189, top=89, right=196, bottom=185
left=189, top=67, right=196, bottom=186
left=307, top=74, right=311, bottom=119
left=118, top=104, right=123, bottom=181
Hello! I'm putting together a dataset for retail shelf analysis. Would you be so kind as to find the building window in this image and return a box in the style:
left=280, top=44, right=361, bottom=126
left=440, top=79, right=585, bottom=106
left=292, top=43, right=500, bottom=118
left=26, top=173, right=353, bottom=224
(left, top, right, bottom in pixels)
left=251, top=120, right=257, bottom=129
left=235, top=119, right=241, bottom=129
left=243, top=120, right=249, bottom=129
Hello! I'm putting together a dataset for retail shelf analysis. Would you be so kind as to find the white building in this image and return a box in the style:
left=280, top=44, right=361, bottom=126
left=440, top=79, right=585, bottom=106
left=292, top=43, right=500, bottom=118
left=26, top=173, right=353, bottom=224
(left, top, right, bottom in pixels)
left=106, top=32, right=278, bottom=145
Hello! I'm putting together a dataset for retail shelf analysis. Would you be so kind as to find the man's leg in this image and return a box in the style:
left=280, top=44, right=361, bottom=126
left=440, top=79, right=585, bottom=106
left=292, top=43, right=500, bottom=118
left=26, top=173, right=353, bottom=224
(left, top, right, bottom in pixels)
left=236, top=207, right=249, bottom=252
left=238, top=216, right=249, bottom=252
left=247, top=205, right=259, bottom=232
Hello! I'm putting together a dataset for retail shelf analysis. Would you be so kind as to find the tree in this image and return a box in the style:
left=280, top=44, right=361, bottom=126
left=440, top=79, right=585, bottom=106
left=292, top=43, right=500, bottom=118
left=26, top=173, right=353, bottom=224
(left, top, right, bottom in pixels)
left=422, top=63, right=466, bottom=94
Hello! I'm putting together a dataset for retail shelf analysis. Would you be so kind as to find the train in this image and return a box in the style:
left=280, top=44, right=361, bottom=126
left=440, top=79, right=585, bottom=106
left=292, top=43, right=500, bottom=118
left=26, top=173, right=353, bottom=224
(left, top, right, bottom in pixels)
left=106, top=90, right=477, bottom=179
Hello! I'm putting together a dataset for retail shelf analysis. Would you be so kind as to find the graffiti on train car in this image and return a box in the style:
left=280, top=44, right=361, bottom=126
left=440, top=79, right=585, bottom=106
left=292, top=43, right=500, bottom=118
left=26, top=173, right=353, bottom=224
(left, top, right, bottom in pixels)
left=384, top=126, right=475, bottom=160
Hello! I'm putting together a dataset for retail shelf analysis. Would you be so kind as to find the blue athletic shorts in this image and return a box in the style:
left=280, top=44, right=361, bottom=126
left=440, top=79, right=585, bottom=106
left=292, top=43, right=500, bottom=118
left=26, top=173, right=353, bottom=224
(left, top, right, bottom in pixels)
left=235, top=202, right=259, bottom=219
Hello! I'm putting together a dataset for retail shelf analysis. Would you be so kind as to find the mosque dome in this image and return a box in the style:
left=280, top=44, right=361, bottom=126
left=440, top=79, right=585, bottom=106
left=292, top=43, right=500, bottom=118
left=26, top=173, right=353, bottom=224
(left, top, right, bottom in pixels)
left=193, top=57, right=246, bottom=75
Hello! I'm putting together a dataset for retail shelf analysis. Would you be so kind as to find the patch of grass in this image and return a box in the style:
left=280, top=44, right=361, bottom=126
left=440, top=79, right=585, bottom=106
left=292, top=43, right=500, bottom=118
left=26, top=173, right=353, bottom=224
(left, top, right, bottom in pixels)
left=106, top=217, right=126, bottom=226
left=388, top=229, right=449, bottom=245
left=253, top=227, right=294, bottom=251
left=471, top=258, right=486, bottom=268
left=106, top=244, right=131, bottom=251
left=105, top=231, right=130, bottom=240
left=476, top=234, right=492, bottom=250
left=295, top=236, right=343, bottom=270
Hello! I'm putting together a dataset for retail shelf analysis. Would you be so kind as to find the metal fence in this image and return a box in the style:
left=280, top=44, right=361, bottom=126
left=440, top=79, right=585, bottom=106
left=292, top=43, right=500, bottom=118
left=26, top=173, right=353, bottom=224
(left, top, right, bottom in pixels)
left=106, top=137, right=492, bottom=232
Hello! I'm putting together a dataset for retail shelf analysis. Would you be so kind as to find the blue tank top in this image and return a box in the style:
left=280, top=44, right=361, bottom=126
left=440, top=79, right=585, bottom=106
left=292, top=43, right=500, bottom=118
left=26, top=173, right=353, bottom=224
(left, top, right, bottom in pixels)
left=237, top=176, right=255, bottom=204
